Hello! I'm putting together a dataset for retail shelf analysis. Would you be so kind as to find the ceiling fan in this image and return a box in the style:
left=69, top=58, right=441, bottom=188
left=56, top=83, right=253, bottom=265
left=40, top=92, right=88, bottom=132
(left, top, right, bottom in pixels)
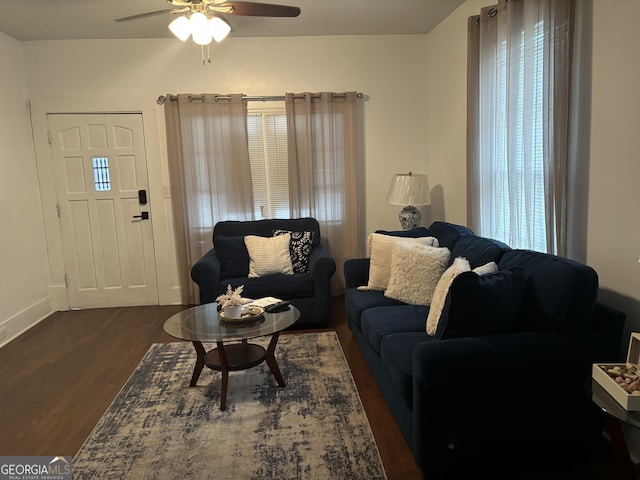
left=115, top=0, right=300, bottom=58
left=115, top=0, right=301, bottom=24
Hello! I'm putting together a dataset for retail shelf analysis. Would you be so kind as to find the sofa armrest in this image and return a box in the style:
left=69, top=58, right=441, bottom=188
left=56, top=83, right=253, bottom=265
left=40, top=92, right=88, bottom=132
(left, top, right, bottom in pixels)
left=190, top=248, right=222, bottom=304
left=411, top=331, right=604, bottom=474
left=309, top=244, right=336, bottom=296
left=589, top=301, right=626, bottom=361
left=344, top=258, right=370, bottom=289
left=413, top=332, right=593, bottom=388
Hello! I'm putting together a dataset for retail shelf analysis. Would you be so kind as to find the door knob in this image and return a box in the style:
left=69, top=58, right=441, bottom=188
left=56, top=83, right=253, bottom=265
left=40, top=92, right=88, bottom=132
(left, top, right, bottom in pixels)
left=133, top=212, right=149, bottom=220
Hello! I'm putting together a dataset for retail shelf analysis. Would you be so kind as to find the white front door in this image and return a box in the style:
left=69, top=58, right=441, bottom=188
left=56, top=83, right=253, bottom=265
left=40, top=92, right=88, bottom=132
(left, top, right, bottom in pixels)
left=48, top=113, right=158, bottom=308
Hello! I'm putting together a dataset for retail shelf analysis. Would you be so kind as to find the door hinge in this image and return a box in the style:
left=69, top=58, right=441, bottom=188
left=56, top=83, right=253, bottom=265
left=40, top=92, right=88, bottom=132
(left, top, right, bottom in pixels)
left=47, top=131, right=52, bottom=145
left=64, top=274, right=69, bottom=288
left=56, top=204, right=61, bottom=218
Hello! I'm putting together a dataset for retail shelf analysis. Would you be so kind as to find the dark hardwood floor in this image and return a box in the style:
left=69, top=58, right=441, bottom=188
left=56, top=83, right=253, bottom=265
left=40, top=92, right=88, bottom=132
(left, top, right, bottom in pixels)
left=0, top=298, right=621, bottom=479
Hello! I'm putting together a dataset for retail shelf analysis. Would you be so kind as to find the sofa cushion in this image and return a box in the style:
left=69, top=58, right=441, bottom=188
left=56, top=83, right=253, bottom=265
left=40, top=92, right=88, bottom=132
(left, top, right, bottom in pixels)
left=375, top=227, right=431, bottom=238
left=245, top=234, right=294, bottom=277
left=449, top=235, right=510, bottom=269
left=426, top=257, right=471, bottom=335
left=214, top=217, right=322, bottom=248
left=214, top=235, right=250, bottom=279
left=498, top=250, right=598, bottom=331
left=366, top=233, right=439, bottom=291
left=221, top=273, right=314, bottom=300
left=344, top=288, right=405, bottom=331
left=426, top=221, right=475, bottom=249
left=384, top=244, right=450, bottom=306
left=273, top=229, right=314, bottom=274
left=361, top=305, right=431, bottom=354
left=434, top=267, right=526, bottom=340
left=380, top=332, right=434, bottom=409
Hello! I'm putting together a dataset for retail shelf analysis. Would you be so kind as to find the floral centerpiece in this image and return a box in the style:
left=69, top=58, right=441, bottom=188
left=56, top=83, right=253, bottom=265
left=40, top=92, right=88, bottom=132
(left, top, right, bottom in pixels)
left=216, top=284, right=245, bottom=318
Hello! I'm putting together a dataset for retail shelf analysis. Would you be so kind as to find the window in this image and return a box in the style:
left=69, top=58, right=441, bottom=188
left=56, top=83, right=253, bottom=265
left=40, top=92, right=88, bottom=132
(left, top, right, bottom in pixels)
left=92, top=157, right=111, bottom=191
left=309, top=110, right=345, bottom=223
left=468, top=1, right=572, bottom=255
left=480, top=18, right=547, bottom=252
left=246, top=104, right=289, bottom=219
left=185, top=103, right=290, bottom=228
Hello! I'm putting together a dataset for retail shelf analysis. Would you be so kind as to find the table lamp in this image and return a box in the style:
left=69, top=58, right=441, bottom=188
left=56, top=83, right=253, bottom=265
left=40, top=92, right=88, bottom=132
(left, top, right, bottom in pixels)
left=386, top=172, right=431, bottom=230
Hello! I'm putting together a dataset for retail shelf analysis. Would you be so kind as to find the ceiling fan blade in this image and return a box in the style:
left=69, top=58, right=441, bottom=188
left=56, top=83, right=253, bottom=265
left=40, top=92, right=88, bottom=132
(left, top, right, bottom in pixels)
left=114, top=8, right=189, bottom=22
left=215, top=2, right=301, bottom=17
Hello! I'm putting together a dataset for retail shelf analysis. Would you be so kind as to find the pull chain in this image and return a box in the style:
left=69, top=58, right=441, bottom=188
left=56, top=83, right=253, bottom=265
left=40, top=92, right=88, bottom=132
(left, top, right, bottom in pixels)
left=200, top=44, right=212, bottom=65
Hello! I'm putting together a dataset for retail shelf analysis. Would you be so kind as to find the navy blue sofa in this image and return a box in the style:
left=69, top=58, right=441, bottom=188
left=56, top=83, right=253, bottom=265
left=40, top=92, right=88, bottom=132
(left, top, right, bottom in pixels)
left=191, top=217, right=336, bottom=328
left=344, top=221, right=625, bottom=475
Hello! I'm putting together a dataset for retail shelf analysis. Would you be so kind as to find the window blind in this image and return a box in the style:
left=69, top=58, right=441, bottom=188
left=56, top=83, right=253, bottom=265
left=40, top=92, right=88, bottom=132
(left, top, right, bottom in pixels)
left=247, top=110, right=289, bottom=219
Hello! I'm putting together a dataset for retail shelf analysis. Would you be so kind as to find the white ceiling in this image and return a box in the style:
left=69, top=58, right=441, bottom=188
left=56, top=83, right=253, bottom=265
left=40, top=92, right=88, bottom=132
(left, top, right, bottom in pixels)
left=0, top=0, right=465, bottom=42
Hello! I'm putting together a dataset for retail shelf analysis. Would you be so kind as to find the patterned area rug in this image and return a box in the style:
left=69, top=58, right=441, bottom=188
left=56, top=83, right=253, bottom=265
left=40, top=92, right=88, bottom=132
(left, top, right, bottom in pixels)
left=73, top=332, right=387, bottom=479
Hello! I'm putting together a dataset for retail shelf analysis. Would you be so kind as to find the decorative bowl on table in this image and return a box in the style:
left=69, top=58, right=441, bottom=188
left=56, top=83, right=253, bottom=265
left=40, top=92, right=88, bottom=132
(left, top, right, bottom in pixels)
left=219, top=305, right=265, bottom=323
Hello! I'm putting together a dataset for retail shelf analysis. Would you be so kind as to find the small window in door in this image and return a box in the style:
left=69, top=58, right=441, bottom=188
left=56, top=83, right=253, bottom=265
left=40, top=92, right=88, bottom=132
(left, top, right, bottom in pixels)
left=92, top=157, right=111, bottom=191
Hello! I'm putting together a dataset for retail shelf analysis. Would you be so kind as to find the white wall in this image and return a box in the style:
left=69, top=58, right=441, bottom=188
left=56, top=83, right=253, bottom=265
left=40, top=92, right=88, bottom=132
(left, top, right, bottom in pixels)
left=23, top=35, right=431, bottom=236
left=589, top=2, right=640, bottom=459
left=588, top=0, right=640, bottom=347
left=0, top=33, right=52, bottom=347
left=19, top=35, right=432, bottom=306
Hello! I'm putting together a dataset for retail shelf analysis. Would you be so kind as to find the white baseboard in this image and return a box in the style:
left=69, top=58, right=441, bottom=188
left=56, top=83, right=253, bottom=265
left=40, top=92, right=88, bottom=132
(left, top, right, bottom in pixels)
left=49, top=284, right=70, bottom=311
left=160, top=287, right=184, bottom=306
left=0, top=297, right=53, bottom=348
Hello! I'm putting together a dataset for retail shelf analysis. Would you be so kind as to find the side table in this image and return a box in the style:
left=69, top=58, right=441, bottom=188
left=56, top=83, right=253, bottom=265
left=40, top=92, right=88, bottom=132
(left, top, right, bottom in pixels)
left=590, top=378, right=640, bottom=480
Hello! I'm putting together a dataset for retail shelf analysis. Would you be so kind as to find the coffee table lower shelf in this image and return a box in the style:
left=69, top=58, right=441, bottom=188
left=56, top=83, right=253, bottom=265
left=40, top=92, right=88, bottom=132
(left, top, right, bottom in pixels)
left=205, top=342, right=266, bottom=371
left=190, top=334, right=286, bottom=411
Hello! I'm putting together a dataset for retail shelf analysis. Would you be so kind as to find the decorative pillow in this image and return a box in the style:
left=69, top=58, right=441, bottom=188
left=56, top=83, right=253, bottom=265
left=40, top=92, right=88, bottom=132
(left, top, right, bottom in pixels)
left=366, top=233, right=440, bottom=291
left=426, top=257, right=471, bottom=335
left=214, top=235, right=250, bottom=279
left=384, top=244, right=450, bottom=306
left=273, top=229, right=314, bottom=274
left=472, top=261, right=498, bottom=276
left=244, top=234, right=294, bottom=278
left=434, top=267, right=525, bottom=340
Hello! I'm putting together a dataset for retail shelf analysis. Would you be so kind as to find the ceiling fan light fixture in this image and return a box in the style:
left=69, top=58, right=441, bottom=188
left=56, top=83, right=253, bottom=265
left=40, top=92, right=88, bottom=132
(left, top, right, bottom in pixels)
left=209, top=17, right=231, bottom=43
left=189, top=12, right=213, bottom=45
left=168, top=15, right=191, bottom=41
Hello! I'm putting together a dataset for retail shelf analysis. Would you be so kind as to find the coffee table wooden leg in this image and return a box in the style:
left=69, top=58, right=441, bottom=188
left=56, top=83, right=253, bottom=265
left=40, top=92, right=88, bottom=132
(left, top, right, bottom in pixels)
left=216, top=341, right=229, bottom=411
left=266, top=332, right=285, bottom=387
left=190, top=341, right=206, bottom=387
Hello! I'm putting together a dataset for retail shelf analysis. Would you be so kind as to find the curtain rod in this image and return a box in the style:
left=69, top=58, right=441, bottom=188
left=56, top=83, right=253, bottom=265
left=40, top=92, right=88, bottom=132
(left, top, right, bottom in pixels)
left=156, top=92, right=364, bottom=105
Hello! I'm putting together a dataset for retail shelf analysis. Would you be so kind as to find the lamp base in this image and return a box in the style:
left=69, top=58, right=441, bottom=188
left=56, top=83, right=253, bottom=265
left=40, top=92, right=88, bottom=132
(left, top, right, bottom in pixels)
left=398, top=205, right=422, bottom=231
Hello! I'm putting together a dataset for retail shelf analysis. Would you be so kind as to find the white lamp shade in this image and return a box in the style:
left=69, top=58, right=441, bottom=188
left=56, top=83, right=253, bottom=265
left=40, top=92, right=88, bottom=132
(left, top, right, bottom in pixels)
left=168, top=16, right=191, bottom=41
left=189, top=12, right=213, bottom=45
left=209, top=17, right=231, bottom=43
left=386, top=173, right=431, bottom=206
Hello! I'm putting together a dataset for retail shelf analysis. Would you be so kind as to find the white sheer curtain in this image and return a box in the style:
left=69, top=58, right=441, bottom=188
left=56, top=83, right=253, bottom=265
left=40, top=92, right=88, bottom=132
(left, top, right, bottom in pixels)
left=467, top=0, right=574, bottom=255
left=285, top=92, right=364, bottom=293
left=164, top=93, right=253, bottom=303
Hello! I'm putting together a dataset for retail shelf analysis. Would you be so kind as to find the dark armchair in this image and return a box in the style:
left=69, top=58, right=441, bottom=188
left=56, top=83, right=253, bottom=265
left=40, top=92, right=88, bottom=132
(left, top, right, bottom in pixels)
left=191, top=217, right=336, bottom=328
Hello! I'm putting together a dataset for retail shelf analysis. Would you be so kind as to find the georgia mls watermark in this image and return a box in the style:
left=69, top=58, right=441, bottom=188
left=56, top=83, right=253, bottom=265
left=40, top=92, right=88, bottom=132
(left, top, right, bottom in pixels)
left=0, top=456, right=72, bottom=480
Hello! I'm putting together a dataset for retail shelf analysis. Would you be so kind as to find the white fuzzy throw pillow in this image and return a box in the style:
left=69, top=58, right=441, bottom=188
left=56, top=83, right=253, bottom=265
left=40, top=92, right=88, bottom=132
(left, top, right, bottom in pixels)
left=426, top=257, right=471, bottom=335
left=384, top=244, right=450, bottom=306
left=244, top=233, right=294, bottom=278
left=473, top=261, right=498, bottom=275
left=366, top=233, right=439, bottom=291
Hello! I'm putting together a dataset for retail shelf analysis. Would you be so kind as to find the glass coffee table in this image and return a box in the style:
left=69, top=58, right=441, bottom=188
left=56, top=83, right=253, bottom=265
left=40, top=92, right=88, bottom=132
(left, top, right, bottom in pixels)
left=163, top=302, right=299, bottom=411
